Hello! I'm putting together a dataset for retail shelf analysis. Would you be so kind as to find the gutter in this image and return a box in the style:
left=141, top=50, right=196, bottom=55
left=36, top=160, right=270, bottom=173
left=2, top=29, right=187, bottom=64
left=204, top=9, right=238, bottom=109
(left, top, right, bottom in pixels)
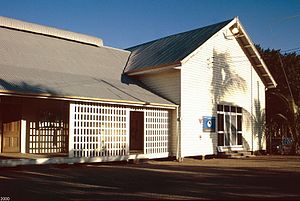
left=0, top=91, right=177, bottom=110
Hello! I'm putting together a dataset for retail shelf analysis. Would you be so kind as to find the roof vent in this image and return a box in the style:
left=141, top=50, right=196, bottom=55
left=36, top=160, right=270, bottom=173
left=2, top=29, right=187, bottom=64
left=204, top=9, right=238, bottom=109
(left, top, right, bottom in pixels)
left=0, top=16, right=103, bottom=46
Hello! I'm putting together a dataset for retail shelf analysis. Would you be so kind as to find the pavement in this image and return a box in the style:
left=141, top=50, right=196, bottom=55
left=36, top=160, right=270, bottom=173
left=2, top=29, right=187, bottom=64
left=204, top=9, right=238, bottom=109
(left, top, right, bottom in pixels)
left=1, top=155, right=300, bottom=200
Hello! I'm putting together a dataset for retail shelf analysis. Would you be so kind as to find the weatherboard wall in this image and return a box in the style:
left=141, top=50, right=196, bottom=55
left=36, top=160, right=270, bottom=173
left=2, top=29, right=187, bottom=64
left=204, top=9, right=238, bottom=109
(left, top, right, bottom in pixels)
left=136, top=70, right=181, bottom=105
left=180, top=24, right=266, bottom=157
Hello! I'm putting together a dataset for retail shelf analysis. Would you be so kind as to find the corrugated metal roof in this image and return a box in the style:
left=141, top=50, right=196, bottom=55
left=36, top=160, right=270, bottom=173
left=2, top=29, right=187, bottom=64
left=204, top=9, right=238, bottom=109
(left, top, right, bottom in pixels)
left=124, top=19, right=232, bottom=73
left=0, top=24, right=174, bottom=106
left=0, top=16, right=103, bottom=46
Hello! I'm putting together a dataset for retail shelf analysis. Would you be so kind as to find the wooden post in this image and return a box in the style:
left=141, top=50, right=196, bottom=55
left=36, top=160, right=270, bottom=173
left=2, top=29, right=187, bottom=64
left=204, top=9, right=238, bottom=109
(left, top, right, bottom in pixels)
left=68, top=103, right=75, bottom=157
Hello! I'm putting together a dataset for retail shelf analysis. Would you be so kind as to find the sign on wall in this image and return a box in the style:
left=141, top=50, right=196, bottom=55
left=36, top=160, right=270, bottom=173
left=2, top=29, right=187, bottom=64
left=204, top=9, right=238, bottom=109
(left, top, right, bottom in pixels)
left=203, top=116, right=216, bottom=132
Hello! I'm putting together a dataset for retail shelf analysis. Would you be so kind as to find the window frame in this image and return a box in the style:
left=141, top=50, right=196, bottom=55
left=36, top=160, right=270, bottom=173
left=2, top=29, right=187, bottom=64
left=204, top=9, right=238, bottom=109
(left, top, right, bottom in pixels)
left=217, top=104, right=242, bottom=146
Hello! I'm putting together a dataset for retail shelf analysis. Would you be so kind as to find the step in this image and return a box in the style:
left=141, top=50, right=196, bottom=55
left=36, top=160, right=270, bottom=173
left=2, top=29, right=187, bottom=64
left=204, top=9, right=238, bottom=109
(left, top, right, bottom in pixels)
left=217, top=151, right=255, bottom=159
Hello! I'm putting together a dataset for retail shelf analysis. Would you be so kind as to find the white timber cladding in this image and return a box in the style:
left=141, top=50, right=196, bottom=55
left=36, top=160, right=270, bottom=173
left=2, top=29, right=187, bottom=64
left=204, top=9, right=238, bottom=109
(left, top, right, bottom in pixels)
left=252, top=70, right=266, bottom=151
left=69, top=102, right=172, bottom=158
left=180, top=24, right=266, bottom=157
left=137, top=70, right=181, bottom=104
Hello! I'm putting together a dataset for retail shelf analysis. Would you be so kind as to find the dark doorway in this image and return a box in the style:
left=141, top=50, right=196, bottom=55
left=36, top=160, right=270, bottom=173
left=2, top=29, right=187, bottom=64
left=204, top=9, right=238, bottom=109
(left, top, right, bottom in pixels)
left=1, top=104, right=21, bottom=153
left=130, top=111, right=144, bottom=153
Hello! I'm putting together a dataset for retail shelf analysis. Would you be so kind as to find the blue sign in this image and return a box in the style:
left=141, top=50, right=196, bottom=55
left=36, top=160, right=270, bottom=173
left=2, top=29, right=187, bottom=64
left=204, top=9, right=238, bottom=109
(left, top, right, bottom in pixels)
left=203, top=116, right=216, bottom=132
left=282, top=138, right=293, bottom=145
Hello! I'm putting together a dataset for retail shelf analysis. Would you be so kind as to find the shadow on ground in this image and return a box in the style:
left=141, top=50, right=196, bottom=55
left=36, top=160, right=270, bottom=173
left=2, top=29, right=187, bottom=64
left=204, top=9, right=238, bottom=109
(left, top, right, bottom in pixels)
left=0, top=156, right=300, bottom=200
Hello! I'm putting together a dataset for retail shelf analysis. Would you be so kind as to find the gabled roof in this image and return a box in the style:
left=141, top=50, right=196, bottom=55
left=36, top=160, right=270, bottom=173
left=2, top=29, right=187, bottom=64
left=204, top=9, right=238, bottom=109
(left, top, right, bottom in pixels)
left=230, top=18, right=277, bottom=89
left=124, top=19, right=232, bottom=73
left=124, top=17, right=277, bottom=89
left=0, top=17, right=174, bottom=107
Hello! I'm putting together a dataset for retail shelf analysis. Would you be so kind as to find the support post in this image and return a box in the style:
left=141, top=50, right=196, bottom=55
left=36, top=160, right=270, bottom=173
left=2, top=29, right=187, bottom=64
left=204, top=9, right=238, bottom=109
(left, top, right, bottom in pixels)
left=21, top=119, right=26, bottom=153
left=69, top=103, right=75, bottom=157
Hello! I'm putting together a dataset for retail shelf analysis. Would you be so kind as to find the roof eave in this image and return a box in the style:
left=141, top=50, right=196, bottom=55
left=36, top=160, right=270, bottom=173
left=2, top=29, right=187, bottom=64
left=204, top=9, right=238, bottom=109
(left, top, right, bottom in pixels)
left=0, top=90, right=177, bottom=109
left=231, top=17, right=277, bottom=89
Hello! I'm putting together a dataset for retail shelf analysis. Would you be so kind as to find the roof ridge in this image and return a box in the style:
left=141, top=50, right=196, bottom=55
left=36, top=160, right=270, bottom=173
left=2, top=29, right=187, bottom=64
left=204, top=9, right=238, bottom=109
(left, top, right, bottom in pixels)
left=126, top=18, right=233, bottom=51
left=0, top=16, right=103, bottom=47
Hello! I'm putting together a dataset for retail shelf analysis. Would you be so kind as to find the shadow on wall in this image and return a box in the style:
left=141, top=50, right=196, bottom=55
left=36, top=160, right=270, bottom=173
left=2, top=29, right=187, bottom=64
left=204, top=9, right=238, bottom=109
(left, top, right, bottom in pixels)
left=210, top=50, right=247, bottom=105
left=238, top=106, right=264, bottom=151
left=209, top=49, right=248, bottom=151
left=0, top=79, right=59, bottom=95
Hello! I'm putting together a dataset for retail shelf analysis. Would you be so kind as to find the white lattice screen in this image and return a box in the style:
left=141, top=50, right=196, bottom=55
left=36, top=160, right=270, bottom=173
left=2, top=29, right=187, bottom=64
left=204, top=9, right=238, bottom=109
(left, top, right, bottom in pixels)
left=71, top=103, right=128, bottom=157
left=70, top=102, right=171, bottom=158
left=145, top=110, right=169, bottom=154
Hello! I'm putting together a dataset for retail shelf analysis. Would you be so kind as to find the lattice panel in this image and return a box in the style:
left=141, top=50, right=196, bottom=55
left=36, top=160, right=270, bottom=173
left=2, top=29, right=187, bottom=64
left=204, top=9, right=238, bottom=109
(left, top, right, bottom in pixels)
left=145, top=109, right=169, bottom=154
left=71, top=103, right=128, bottom=158
left=29, top=121, right=68, bottom=154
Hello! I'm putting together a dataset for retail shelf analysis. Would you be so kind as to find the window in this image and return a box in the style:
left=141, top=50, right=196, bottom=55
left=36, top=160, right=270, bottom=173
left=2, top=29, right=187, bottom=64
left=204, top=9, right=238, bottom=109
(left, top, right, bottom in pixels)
left=217, top=113, right=224, bottom=146
left=217, top=105, right=242, bottom=146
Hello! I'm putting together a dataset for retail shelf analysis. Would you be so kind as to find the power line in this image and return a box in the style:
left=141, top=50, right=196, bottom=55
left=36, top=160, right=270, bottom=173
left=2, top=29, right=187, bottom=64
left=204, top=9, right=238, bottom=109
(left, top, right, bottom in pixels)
left=281, top=47, right=300, bottom=53
left=268, top=14, right=300, bottom=54
left=277, top=13, right=300, bottom=23
left=277, top=52, right=296, bottom=110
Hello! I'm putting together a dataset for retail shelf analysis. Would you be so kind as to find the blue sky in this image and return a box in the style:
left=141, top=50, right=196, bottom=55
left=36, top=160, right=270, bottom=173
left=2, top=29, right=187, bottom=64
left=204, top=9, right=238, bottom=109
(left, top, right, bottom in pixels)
left=0, top=0, right=299, bottom=52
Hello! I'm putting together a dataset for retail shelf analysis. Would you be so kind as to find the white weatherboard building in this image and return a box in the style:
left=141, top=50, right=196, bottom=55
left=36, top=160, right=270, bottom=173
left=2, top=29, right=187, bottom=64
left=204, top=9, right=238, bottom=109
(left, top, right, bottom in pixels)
left=0, top=16, right=276, bottom=166
left=125, top=17, right=276, bottom=158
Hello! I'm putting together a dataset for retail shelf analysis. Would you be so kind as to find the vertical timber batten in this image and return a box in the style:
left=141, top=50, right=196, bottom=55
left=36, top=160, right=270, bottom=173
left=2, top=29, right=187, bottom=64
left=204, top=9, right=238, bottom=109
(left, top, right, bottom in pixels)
left=125, top=108, right=130, bottom=156
left=69, top=103, right=75, bottom=157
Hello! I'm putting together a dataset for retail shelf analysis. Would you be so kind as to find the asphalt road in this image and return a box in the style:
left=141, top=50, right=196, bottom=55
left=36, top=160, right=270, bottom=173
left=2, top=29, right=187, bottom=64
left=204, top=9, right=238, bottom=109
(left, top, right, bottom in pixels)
left=1, top=155, right=300, bottom=200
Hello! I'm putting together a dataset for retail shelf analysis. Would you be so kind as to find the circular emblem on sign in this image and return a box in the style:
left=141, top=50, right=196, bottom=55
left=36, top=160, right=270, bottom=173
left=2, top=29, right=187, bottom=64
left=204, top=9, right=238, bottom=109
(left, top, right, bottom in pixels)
left=206, top=120, right=212, bottom=128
